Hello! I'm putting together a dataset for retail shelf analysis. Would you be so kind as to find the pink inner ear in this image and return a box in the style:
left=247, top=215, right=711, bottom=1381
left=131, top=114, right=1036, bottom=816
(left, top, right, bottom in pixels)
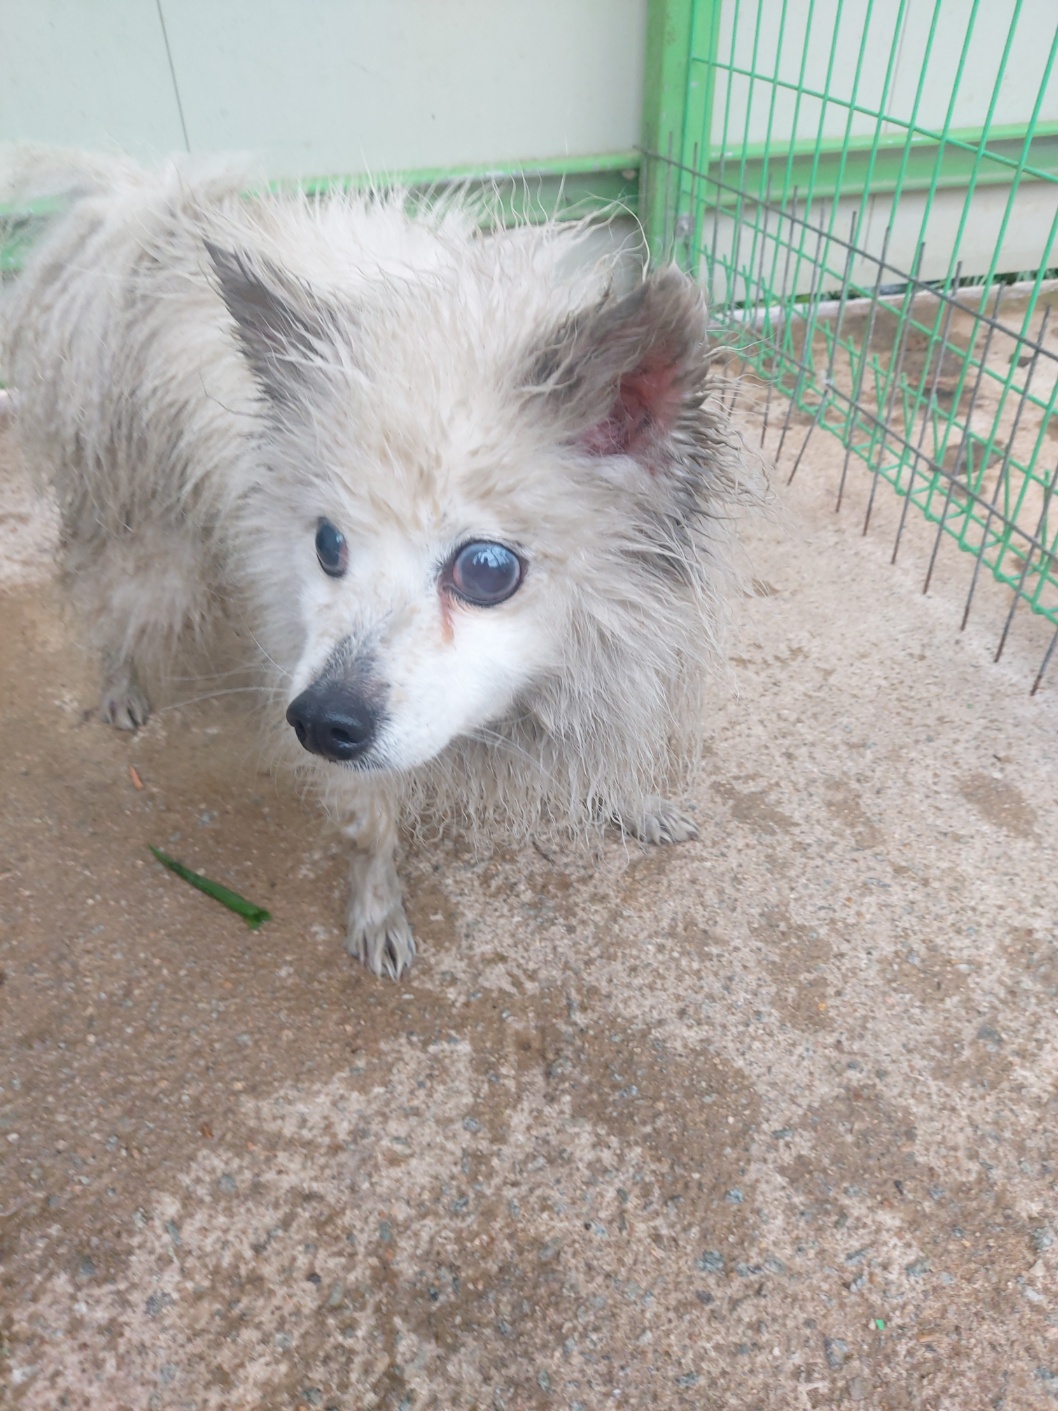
left=579, top=359, right=683, bottom=459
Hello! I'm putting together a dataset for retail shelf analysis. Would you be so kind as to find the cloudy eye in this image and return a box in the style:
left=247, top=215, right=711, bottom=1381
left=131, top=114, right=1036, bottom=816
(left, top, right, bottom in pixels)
left=448, top=541, right=524, bottom=606
left=315, top=518, right=348, bottom=578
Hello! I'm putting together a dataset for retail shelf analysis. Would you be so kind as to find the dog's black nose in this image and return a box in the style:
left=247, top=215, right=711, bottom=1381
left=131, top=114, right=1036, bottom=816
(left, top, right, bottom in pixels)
left=285, top=684, right=379, bottom=762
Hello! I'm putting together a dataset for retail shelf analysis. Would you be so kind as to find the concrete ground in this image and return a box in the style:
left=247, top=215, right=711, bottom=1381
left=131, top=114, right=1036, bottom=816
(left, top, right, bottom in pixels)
left=2, top=411, right=1057, bottom=1411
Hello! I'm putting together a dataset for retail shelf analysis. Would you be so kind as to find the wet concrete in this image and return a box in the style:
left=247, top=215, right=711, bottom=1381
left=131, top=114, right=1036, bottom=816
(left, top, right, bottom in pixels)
left=2, top=418, right=1058, bottom=1410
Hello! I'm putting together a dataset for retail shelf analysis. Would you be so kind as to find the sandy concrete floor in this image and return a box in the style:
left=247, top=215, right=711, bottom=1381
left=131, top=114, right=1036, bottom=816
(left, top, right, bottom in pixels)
left=2, top=412, right=1057, bottom=1411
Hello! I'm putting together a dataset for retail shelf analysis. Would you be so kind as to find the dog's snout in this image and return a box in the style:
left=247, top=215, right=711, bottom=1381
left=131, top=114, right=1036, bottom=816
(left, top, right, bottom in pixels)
left=286, top=683, right=380, bottom=762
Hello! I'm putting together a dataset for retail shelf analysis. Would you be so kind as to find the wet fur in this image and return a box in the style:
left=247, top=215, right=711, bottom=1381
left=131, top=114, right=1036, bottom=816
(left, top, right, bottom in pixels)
left=1, top=151, right=758, bottom=977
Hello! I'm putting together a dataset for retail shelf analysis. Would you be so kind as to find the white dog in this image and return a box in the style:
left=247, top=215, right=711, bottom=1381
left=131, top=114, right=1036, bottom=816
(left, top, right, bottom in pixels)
left=1, top=152, right=755, bottom=977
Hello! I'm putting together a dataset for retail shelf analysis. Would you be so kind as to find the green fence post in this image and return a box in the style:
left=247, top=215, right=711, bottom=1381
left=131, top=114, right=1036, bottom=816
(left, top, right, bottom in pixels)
left=642, top=0, right=724, bottom=269
left=641, top=0, right=694, bottom=263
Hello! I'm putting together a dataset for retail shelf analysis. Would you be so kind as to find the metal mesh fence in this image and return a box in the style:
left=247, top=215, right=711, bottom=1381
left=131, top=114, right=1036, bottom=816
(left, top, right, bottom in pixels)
left=642, top=0, right=1058, bottom=688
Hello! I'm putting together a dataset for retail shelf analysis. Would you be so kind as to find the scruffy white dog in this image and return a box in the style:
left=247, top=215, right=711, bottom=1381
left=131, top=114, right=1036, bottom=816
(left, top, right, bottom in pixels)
left=1, top=152, right=754, bottom=977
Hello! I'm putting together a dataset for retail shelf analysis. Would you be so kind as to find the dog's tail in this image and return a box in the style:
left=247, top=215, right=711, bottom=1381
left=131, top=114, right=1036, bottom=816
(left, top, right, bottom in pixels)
left=0, top=145, right=255, bottom=286
left=0, top=143, right=145, bottom=207
left=0, top=148, right=148, bottom=320
left=0, top=146, right=254, bottom=390
left=0, top=143, right=257, bottom=208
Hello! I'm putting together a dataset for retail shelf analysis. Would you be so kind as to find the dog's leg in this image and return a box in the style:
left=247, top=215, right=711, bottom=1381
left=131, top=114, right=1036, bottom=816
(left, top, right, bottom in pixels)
left=613, top=797, right=699, bottom=845
left=72, top=526, right=211, bottom=732
left=99, top=648, right=152, bottom=731
left=340, top=787, right=415, bottom=980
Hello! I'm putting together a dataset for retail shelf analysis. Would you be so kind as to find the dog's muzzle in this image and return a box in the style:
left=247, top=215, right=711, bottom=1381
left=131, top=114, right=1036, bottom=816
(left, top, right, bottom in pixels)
left=286, top=682, right=380, bottom=763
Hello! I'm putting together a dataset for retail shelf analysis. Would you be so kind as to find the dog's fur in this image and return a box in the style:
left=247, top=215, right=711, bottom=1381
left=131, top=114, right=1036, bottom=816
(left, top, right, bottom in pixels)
left=1, top=151, right=756, bottom=977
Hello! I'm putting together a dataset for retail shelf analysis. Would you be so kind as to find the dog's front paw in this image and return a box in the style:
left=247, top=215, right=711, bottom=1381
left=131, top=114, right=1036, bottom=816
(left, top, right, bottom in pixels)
left=615, top=796, right=699, bottom=845
left=100, top=674, right=151, bottom=731
left=346, top=904, right=416, bottom=980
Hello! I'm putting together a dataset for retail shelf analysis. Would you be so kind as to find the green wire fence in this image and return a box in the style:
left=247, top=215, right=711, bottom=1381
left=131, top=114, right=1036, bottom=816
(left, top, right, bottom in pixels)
left=642, top=0, right=1058, bottom=689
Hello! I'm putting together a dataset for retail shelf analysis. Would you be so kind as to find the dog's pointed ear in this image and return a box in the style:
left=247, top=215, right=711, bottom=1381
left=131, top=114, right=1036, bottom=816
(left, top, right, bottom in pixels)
left=528, top=267, right=708, bottom=465
left=205, top=239, right=343, bottom=405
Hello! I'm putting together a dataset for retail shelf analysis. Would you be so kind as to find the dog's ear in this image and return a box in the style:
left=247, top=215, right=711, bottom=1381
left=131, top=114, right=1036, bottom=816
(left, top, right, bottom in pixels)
left=205, top=240, right=345, bottom=405
left=528, top=267, right=708, bottom=465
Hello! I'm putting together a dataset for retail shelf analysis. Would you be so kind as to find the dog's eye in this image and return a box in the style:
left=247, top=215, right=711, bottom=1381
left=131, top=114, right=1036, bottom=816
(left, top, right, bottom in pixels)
left=448, top=542, right=523, bottom=606
left=315, top=519, right=348, bottom=578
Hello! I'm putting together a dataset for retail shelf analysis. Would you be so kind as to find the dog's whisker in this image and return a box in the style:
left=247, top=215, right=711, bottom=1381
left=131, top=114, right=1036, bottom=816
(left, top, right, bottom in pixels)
left=464, top=724, right=543, bottom=771
left=155, top=686, right=275, bottom=712
left=245, top=630, right=291, bottom=681
left=167, top=664, right=264, bottom=682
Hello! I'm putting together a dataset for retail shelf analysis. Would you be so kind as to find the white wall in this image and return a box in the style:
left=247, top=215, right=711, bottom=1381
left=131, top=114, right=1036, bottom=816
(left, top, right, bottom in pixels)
left=0, top=0, right=648, bottom=180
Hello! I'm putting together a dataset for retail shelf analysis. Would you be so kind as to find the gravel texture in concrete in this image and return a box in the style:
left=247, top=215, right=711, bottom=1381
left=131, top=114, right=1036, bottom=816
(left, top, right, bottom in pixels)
left=2, top=415, right=1057, bottom=1410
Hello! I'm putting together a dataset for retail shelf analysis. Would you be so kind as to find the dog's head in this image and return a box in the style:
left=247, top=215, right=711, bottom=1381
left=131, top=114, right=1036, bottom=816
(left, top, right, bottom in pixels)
left=208, top=232, right=735, bottom=781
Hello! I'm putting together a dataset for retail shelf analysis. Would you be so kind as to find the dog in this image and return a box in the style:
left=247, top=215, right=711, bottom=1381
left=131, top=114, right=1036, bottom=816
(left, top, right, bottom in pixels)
left=0, top=151, right=756, bottom=978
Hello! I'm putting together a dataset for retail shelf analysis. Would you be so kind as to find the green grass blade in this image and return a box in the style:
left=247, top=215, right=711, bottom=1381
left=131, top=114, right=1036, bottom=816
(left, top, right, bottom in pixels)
left=148, top=846, right=272, bottom=930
